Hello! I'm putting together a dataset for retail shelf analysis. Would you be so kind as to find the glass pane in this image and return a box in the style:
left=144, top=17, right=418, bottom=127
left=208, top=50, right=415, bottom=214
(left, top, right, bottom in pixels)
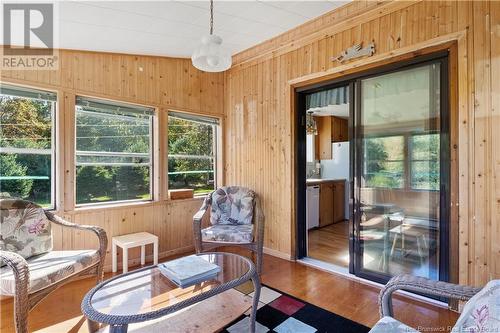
left=0, top=93, right=54, bottom=208
left=90, top=253, right=250, bottom=316
left=364, top=136, right=404, bottom=189
left=411, top=161, right=440, bottom=190
left=168, top=116, right=216, bottom=195
left=358, top=63, right=441, bottom=281
left=411, top=134, right=440, bottom=160
left=76, top=165, right=151, bottom=204
left=75, top=101, right=152, bottom=205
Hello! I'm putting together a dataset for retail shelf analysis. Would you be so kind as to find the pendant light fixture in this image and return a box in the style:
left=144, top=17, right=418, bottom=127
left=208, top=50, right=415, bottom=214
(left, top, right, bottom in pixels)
left=306, top=111, right=318, bottom=135
left=191, top=0, right=231, bottom=72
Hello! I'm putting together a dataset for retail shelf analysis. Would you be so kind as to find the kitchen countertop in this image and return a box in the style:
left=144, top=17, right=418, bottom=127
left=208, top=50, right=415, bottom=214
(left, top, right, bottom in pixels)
left=306, top=178, right=346, bottom=185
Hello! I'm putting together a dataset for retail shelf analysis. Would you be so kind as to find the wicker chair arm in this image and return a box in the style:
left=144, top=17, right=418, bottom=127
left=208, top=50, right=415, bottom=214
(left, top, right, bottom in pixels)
left=0, top=251, right=30, bottom=294
left=193, top=194, right=212, bottom=253
left=193, top=195, right=212, bottom=224
left=379, top=274, right=482, bottom=317
left=45, top=211, right=108, bottom=257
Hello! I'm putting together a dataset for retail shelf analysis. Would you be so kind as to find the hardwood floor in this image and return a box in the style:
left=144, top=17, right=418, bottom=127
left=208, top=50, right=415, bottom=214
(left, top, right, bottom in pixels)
left=307, top=220, right=439, bottom=280
left=308, top=221, right=350, bottom=267
left=0, top=251, right=459, bottom=333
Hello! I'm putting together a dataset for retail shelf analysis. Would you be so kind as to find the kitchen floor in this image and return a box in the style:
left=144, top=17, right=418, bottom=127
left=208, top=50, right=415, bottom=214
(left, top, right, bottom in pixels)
left=307, top=220, right=439, bottom=279
left=308, top=221, right=349, bottom=267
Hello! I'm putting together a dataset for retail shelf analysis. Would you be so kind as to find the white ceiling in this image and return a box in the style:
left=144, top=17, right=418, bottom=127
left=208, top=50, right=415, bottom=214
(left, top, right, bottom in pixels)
left=58, top=1, right=349, bottom=58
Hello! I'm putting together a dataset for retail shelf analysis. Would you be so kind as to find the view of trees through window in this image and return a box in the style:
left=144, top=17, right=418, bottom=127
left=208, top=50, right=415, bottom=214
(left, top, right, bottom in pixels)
left=168, top=114, right=217, bottom=195
left=75, top=98, right=153, bottom=205
left=411, top=133, right=440, bottom=190
left=364, top=133, right=439, bottom=190
left=0, top=88, right=54, bottom=207
left=364, top=136, right=404, bottom=189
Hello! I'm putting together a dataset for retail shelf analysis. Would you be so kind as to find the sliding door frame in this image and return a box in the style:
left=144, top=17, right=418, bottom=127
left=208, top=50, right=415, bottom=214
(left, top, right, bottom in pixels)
left=295, top=51, right=452, bottom=285
left=352, top=55, right=450, bottom=284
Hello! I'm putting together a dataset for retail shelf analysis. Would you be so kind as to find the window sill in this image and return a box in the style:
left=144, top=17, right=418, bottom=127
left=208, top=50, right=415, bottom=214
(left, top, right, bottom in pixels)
left=74, top=199, right=155, bottom=212
left=168, top=195, right=207, bottom=203
left=71, top=197, right=207, bottom=213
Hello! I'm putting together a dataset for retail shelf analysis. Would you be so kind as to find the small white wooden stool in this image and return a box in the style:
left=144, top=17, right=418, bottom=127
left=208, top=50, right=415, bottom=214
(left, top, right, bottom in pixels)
left=112, top=232, right=159, bottom=273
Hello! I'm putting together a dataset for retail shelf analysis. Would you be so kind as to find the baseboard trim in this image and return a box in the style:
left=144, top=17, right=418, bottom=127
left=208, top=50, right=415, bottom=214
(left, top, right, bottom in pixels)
left=297, top=258, right=450, bottom=311
left=263, top=247, right=293, bottom=261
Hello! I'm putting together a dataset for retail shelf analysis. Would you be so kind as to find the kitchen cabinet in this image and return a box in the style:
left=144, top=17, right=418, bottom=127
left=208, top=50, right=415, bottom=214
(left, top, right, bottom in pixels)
left=316, top=116, right=332, bottom=160
left=319, top=182, right=334, bottom=227
left=332, top=181, right=345, bottom=223
left=317, top=180, right=346, bottom=227
left=331, top=117, right=348, bottom=142
left=316, top=116, right=349, bottom=160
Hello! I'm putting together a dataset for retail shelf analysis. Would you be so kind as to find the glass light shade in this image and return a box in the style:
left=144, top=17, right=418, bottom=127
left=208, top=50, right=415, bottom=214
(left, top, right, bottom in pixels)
left=306, top=113, right=318, bottom=135
left=191, top=34, right=231, bottom=72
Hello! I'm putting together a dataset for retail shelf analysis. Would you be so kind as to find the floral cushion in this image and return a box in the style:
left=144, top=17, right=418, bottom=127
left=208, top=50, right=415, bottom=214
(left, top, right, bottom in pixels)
left=201, top=224, right=254, bottom=243
left=369, top=316, right=419, bottom=333
left=0, top=199, right=52, bottom=266
left=210, top=186, right=255, bottom=225
left=0, top=250, right=99, bottom=295
left=452, top=279, right=500, bottom=332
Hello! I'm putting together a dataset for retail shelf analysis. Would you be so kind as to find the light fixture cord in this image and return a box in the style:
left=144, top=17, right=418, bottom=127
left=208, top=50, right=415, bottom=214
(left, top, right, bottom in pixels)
left=210, top=0, right=214, bottom=35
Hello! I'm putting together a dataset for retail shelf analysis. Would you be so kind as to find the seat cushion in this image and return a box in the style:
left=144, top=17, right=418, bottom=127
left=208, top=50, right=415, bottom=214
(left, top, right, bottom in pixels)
left=453, top=279, right=500, bottom=332
left=210, top=186, right=255, bottom=225
left=369, top=316, right=418, bottom=333
left=0, top=250, right=99, bottom=295
left=0, top=198, right=52, bottom=266
left=201, top=224, right=254, bottom=244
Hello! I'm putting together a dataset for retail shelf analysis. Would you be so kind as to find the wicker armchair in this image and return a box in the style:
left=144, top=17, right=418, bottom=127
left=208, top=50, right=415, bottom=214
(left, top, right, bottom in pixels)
left=370, top=274, right=487, bottom=332
left=0, top=199, right=107, bottom=333
left=193, top=186, right=265, bottom=273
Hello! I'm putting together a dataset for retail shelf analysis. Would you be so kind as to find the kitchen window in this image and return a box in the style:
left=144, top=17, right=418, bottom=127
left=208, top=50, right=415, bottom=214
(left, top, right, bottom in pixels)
left=363, top=133, right=440, bottom=191
left=167, top=112, right=218, bottom=196
left=75, top=97, right=154, bottom=205
left=363, top=135, right=405, bottom=189
left=0, top=84, right=56, bottom=208
left=410, top=133, right=440, bottom=191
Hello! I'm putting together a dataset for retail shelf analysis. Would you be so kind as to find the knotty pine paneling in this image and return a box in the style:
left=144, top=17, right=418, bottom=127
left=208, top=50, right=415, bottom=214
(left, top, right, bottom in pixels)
left=1, top=49, right=223, bottom=270
left=2, top=49, right=224, bottom=114
left=225, top=0, right=500, bottom=286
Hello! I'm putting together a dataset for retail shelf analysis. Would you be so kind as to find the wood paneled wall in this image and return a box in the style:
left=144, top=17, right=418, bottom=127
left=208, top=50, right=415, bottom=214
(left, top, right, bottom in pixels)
left=224, top=0, right=500, bottom=286
left=1, top=49, right=224, bottom=270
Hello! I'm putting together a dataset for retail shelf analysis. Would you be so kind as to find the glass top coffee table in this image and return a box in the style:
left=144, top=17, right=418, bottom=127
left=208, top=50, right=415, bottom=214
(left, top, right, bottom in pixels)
left=82, top=252, right=261, bottom=333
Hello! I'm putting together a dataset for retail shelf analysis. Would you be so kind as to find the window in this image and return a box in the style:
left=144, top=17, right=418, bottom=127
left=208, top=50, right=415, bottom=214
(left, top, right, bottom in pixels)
left=75, top=97, right=154, bottom=205
left=168, top=112, right=218, bottom=196
left=0, top=84, right=56, bottom=208
left=363, top=135, right=405, bottom=189
left=410, top=133, right=440, bottom=190
left=363, top=133, right=440, bottom=191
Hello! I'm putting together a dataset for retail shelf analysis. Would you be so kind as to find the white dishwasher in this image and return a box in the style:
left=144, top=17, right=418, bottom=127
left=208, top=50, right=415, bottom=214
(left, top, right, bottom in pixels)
left=306, top=185, right=320, bottom=229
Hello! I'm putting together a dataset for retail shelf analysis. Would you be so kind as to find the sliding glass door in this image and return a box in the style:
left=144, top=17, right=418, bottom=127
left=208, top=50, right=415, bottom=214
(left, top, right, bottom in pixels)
left=353, top=59, right=449, bottom=282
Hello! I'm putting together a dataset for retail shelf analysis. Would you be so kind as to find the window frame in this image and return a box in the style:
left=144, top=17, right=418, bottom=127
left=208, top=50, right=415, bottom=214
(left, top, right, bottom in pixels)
left=0, top=83, right=57, bottom=209
left=74, top=95, right=155, bottom=207
left=166, top=110, right=220, bottom=198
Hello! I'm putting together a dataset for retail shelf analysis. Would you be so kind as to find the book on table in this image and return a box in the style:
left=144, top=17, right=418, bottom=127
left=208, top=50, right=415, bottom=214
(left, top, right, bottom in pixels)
left=158, top=255, right=221, bottom=288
